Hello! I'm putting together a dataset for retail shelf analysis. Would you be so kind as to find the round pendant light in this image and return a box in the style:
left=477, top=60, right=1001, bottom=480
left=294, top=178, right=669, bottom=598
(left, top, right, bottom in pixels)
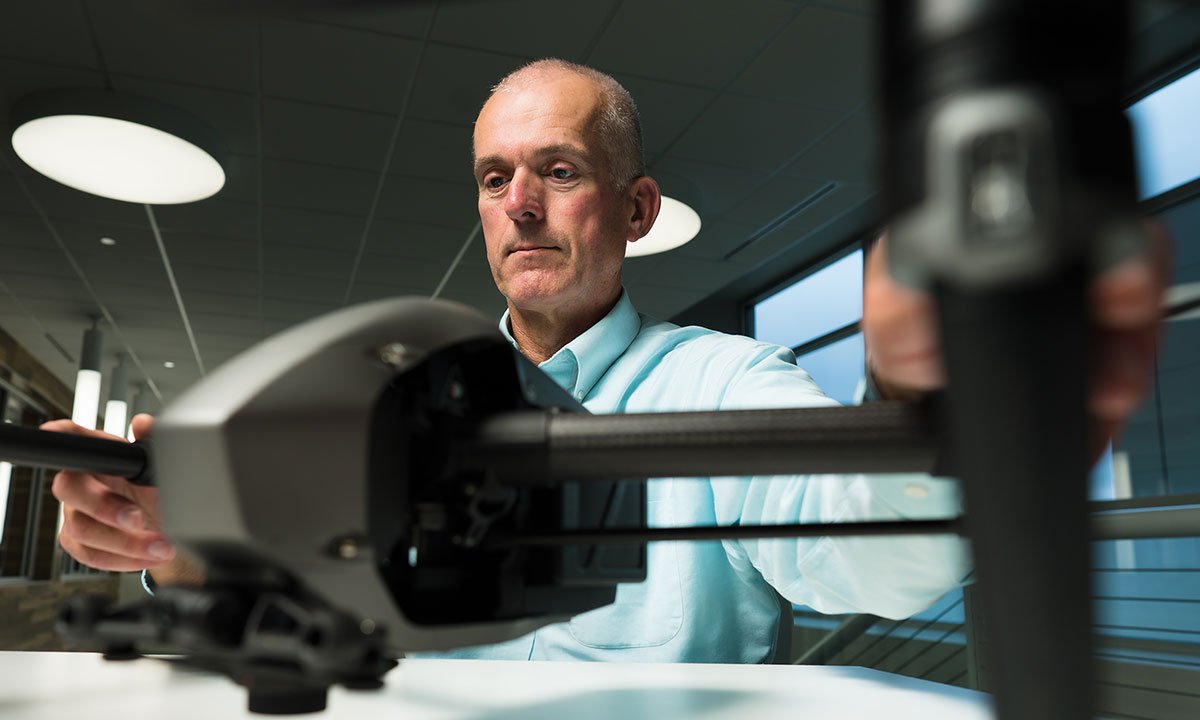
left=627, top=195, right=702, bottom=257
left=11, top=89, right=226, bottom=205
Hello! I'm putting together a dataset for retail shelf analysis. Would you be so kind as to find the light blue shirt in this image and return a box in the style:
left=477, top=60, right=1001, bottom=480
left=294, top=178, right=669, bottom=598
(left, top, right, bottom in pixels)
left=425, top=290, right=968, bottom=663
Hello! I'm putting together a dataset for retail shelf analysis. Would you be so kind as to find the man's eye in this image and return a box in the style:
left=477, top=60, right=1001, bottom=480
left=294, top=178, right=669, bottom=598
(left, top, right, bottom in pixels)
left=485, top=175, right=507, bottom=189
left=549, top=167, right=574, bottom=180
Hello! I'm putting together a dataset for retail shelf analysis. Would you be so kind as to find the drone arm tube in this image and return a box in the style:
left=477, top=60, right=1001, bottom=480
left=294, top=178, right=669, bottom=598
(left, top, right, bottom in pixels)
left=0, top=423, right=152, bottom=484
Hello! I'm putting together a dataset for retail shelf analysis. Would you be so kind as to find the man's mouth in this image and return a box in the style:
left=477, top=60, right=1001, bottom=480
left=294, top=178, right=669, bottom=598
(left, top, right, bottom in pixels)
left=509, top=244, right=559, bottom=255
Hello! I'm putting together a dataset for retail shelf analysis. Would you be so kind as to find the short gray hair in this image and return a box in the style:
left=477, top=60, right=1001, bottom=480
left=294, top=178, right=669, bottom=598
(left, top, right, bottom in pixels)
left=488, top=58, right=645, bottom=190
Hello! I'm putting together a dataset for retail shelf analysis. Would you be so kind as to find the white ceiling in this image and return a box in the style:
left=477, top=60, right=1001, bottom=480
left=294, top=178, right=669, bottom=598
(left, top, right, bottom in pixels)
left=0, top=0, right=1192, bottom=409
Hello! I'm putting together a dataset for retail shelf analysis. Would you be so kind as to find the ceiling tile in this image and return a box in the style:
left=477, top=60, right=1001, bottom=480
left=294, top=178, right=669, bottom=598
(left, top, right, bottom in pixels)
left=668, top=94, right=840, bottom=172
left=407, top=44, right=524, bottom=124
left=367, top=219, right=476, bottom=264
left=261, top=297, right=338, bottom=324
left=109, top=75, right=257, bottom=155
left=278, top=1, right=436, bottom=39
left=16, top=170, right=147, bottom=227
left=53, top=220, right=157, bottom=265
left=0, top=170, right=37, bottom=216
left=347, top=281, right=427, bottom=304
left=669, top=219, right=760, bottom=263
left=374, top=175, right=478, bottom=229
left=352, top=254, right=445, bottom=290
left=434, top=290, right=507, bottom=321
left=163, top=232, right=259, bottom=271
left=262, top=97, right=396, bottom=172
left=261, top=18, right=422, bottom=113
left=0, top=2, right=97, bottom=69
left=172, top=263, right=259, bottom=296
left=388, top=119, right=474, bottom=184
left=722, top=175, right=835, bottom=238
left=264, top=242, right=356, bottom=280
left=778, top=112, right=876, bottom=185
left=67, top=253, right=167, bottom=289
left=0, top=59, right=104, bottom=128
left=90, top=280, right=178, bottom=309
left=19, top=295, right=103, bottom=319
left=730, top=7, right=871, bottom=113
left=811, top=0, right=872, bottom=16
left=103, top=305, right=185, bottom=332
left=263, top=272, right=346, bottom=304
left=262, top=206, right=365, bottom=251
left=725, top=183, right=872, bottom=267
left=208, top=153, right=258, bottom=205
left=186, top=291, right=262, bottom=315
left=587, top=0, right=798, bottom=89
left=0, top=273, right=91, bottom=304
left=0, top=212, right=55, bottom=249
left=0, top=246, right=76, bottom=278
left=152, top=198, right=257, bottom=241
left=650, top=157, right=761, bottom=219
left=611, top=74, right=715, bottom=161
left=625, top=284, right=703, bottom=320
left=620, top=254, right=667, bottom=286
left=431, top=0, right=620, bottom=60
left=642, top=256, right=748, bottom=292
left=90, top=0, right=257, bottom=92
left=431, top=260, right=500, bottom=299
left=190, top=314, right=261, bottom=340
left=262, top=159, right=378, bottom=216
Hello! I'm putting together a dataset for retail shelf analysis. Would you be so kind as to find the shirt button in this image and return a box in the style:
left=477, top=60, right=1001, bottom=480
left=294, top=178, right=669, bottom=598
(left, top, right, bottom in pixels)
left=904, top=483, right=930, bottom=500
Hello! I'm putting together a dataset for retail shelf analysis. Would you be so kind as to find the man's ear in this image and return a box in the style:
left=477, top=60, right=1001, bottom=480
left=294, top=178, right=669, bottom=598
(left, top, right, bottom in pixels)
left=625, top=176, right=662, bottom=245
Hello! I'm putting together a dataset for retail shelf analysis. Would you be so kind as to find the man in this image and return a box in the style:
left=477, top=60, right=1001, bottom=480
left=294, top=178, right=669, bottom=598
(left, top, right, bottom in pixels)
left=46, top=59, right=1167, bottom=662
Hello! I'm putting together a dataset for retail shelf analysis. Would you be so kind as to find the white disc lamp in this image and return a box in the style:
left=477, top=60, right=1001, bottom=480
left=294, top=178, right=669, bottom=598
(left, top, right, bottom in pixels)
left=627, top=195, right=702, bottom=257
left=11, top=89, right=226, bottom=204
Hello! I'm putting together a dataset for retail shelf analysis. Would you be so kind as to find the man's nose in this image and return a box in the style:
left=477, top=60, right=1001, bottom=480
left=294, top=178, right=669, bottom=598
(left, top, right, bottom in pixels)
left=504, top=170, right=544, bottom=222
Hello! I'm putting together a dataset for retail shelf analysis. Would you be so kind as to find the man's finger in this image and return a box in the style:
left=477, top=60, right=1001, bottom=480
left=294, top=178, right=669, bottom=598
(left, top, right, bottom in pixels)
left=51, top=470, right=155, bottom=533
left=130, top=413, right=155, bottom=441
left=57, top=529, right=168, bottom=573
left=40, top=418, right=129, bottom=443
left=60, top=508, right=174, bottom=564
left=1090, top=326, right=1159, bottom=422
left=863, top=236, right=944, bottom=391
left=1091, top=219, right=1171, bottom=330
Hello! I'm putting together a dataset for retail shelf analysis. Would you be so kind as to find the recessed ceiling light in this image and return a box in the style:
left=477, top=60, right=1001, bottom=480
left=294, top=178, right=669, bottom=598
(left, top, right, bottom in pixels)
left=163, top=361, right=176, bottom=369
left=99, top=236, right=116, bottom=246
left=11, top=89, right=226, bottom=205
left=626, top=195, right=701, bottom=257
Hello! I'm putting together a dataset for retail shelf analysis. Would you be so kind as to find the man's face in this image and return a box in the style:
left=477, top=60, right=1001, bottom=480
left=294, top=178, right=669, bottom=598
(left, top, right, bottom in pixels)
left=473, top=74, right=633, bottom=318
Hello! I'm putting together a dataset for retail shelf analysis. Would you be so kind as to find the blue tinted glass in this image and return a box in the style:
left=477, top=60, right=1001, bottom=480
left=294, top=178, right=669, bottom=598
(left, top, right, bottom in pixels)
left=1127, top=66, right=1200, bottom=199
left=795, top=332, right=864, bottom=405
left=1088, top=443, right=1116, bottom=501
left=754, top=250, right=863, bottom=350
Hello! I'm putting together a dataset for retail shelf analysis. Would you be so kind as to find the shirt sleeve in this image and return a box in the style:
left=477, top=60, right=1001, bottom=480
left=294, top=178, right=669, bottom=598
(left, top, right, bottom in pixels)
left=710, top=342, right=970, bottom=620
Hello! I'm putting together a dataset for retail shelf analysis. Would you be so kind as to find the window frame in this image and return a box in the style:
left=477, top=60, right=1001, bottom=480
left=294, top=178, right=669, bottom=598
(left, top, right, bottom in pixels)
left=743, top=236, right=870, bottom=358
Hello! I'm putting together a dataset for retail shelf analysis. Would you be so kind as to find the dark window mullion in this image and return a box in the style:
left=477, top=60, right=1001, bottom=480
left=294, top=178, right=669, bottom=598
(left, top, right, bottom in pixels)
left=792, top=320, right=861, bottom=358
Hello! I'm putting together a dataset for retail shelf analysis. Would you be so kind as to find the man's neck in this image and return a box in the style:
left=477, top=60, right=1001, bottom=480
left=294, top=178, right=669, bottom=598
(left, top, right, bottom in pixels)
left=507, top=291, right=621, bottom=365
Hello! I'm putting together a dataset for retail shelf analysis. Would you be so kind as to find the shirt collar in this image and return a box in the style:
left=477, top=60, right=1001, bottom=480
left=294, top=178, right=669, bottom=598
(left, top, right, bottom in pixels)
left=498, top=289, right=641, bottom=400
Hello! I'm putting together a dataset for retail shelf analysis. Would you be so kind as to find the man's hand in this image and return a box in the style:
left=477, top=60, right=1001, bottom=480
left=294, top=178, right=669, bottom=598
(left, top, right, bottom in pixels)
left=44, top=413, right=203, bottom=586
left=863, top=223, right=1171, bottom=442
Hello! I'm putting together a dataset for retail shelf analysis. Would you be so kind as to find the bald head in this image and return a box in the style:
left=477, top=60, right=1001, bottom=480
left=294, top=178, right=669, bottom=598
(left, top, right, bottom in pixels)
left=482, top=59, right=645, bottom=190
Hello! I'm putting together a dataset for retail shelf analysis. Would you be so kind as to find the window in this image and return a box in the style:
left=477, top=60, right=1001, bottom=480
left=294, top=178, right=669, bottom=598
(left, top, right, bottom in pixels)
left=1128, top=65, right=1200, bottom=200
left=750, top=248, right=865, bottom=405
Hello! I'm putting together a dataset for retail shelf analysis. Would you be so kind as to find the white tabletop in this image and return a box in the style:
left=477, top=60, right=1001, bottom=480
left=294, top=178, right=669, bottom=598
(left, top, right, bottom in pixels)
left=0, top=651, right=993, bottom=719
